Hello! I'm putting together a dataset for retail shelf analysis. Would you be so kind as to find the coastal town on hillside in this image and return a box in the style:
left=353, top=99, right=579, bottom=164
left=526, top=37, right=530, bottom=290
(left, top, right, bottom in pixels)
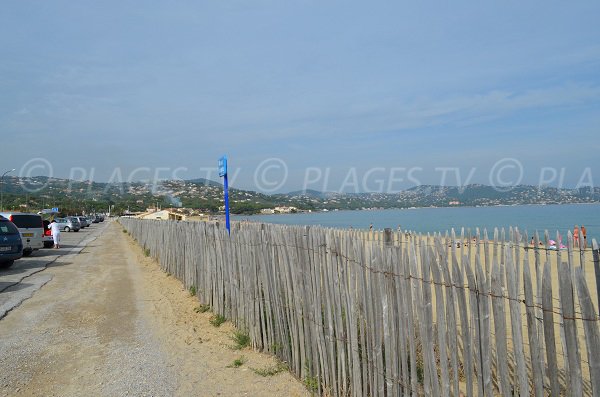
left=1, top=175, right=598, bottom=216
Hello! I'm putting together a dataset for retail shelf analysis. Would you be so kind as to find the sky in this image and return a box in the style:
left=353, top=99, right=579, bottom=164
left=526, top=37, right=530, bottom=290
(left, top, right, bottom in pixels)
left=1, top=1, right=599, bottom=193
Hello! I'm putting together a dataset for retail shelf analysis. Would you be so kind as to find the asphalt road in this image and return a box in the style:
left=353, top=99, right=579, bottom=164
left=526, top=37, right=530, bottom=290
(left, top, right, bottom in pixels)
left=0, top=221, right=111, bottom=319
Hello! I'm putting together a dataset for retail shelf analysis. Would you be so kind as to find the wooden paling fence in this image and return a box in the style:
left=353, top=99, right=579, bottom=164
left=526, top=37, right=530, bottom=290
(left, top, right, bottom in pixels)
left=119, top=218, right=600, bottom=396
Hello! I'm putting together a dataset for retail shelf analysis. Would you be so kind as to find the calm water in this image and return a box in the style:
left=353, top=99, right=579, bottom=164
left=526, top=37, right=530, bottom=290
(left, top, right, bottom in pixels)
left=234, top=204, right=600, bottom=241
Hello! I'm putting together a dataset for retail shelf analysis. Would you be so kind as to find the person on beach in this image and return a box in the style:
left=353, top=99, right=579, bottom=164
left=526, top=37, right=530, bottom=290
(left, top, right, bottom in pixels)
left=50, top=219, right=61, bottom=249
left=574, top=225, right=580, bottom=247
left=369, top=223, right=373, bottom=231
left=581, top=225, right=587, bottom=248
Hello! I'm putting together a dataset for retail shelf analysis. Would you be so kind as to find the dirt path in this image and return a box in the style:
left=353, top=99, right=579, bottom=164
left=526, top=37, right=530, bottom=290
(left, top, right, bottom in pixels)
left=0, top=222, right=309, bottom=397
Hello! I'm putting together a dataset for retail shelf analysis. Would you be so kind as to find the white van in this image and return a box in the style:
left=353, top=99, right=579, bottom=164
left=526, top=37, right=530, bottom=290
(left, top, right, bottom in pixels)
left=0, top=212, right=44, bottom=256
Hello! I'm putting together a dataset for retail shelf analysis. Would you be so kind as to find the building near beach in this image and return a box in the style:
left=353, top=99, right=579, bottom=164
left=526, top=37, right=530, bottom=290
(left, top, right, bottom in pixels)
left=137, top=209, right=186, bottom=221
left=274, top=206, right=297, bottom=213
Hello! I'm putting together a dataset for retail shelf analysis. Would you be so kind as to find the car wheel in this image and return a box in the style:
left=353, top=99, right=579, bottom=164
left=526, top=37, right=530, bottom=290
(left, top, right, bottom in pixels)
left=75, top=229, right=79, bottom=232
left=44, top=242, right=54, bottom=248
left=0, top=260, right=14, bottom=269
left=65, top=226, right=71, bottom=232
left=22, top=249, right=33, bottom=257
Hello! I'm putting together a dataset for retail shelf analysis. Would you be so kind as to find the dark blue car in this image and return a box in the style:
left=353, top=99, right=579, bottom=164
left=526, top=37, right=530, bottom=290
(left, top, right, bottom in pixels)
left=0, top=215, right=23, bottom=268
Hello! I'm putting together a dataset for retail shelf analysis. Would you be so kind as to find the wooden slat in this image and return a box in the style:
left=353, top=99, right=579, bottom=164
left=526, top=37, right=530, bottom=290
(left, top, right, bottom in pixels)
left=523, top=254, right=544, bottom=397
left=430, top=246, right=450, bottom=396
left=491, top=259, right=510, bottom=397
left=541, top=260, right=561, bottom=396
left=574, top=266, right=600, bottom=395
left=440, top=244, right=460, bottom=397
left=465, top=256, right=483, bottom=397
left=504, top=246, right=529, bottom=396
left=558, top=260, right=583, bottom=396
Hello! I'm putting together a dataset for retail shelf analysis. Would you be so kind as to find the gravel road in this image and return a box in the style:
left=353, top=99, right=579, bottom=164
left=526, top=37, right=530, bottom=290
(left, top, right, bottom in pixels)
left=0, top=222, right=309, bottom=397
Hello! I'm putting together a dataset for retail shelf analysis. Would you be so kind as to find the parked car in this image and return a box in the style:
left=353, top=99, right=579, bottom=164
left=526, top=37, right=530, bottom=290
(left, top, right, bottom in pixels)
left=67, top=217, right=82, bottom=231
left=92, top=215, right=101, bottom=223
left=42, top=219, right=54, bottom=248
left=56, top=217, right=80, bottom=232
left=0, top=212, right=43, bottom=256
left=74, top=216, right=88, bottom=228
left=0, top=215, right=23, bottom=268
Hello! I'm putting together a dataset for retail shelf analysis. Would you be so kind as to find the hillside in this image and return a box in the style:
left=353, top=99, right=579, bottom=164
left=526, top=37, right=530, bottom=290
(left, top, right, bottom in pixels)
left=1, top=176, right=598, bottom=215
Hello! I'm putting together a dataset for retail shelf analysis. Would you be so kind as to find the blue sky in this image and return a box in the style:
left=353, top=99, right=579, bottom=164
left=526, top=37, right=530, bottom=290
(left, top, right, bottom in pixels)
left=1, top=1, right=599, bottom=192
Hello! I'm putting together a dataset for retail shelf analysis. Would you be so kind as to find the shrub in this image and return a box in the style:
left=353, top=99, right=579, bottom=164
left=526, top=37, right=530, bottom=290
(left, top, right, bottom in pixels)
left=231, top=330, right=250, bottom=350
left=209, top=314, right=226, bottom=327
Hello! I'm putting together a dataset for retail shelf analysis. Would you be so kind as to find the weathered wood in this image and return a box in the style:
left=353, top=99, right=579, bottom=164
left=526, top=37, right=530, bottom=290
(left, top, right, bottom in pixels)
left=119, top=219, right=599, bottom=397
left=523, top=255, right=544, bottom=397
left=532, top=230, right=547, bottom=389
left=440, top=245, right=460, bottom=397
left=574, top=266, right=600, bottom=396
left=403, top=246, right=418, bottom=397
left=431, top=246, right=450, bottom=396
left=475, top=255, right=492, bottom=397
left=556, top=232, right=571, bottom=385
left=558, top=261, right=583, bottom=396
left=491, top=259, right=510, bottom=397
left=542, top=261, right=561, bottom=396
left=465, top=256, right=483, bottom=397
left=593, top=239, right=600, bottom=317
left=504, top=246, right=529, bottom=396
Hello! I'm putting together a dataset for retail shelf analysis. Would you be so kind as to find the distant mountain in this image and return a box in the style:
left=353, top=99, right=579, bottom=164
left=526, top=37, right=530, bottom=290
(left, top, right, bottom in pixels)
left=286, top=189, right=333, bottom=199
left=1, top=175, right=598, bottom=215
left=185, top=178, right=222, bottom=187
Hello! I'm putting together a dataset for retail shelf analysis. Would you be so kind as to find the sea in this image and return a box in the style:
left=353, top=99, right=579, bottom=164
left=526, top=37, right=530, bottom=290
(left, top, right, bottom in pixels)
left=233, top=204, right=600, bottom=242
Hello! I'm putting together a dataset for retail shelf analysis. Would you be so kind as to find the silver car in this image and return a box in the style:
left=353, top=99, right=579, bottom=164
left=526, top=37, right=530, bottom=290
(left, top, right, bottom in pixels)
left=73, top=216, right=88, bottom=228
left=55, top=217, right=80, bottom=232
left=67, top=217, right=82, bottom=230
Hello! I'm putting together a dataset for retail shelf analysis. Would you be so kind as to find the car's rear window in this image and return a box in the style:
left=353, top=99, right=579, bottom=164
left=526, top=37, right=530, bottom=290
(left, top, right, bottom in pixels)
left=0, top=221, right=20, bottom=235
left=10, top=215, right=42, bottom=229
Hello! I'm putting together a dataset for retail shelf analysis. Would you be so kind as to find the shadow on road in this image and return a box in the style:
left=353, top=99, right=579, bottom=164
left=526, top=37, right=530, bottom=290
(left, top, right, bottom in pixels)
left=0, top=281, right=35, bottom=294
left=0, top=259, right=73, bottom=275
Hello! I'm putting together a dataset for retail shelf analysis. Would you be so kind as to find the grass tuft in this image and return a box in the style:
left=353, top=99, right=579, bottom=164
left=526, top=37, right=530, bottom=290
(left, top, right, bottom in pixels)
left=227, top=356, right=247, bottom=368
left=209, top=314, right=226, bottom=327
left=194, top=304, right=211, bottom=313
left=304, top=375, right=319, bottom=392
left=252, top=361, right=288, bottom=377
left=189, top=285, right=196, bottom=296
left=231, top=330, right=251, bottom=350
left=122, top=229, right=127, bottom=233
left=144, top=248, right=150, bottom=257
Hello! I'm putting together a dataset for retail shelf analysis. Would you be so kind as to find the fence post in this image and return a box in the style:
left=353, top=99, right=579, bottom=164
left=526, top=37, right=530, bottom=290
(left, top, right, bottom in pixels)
left=384, top=228, right=392, bottom=247
left=592, top=238, right=600, bottom=315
